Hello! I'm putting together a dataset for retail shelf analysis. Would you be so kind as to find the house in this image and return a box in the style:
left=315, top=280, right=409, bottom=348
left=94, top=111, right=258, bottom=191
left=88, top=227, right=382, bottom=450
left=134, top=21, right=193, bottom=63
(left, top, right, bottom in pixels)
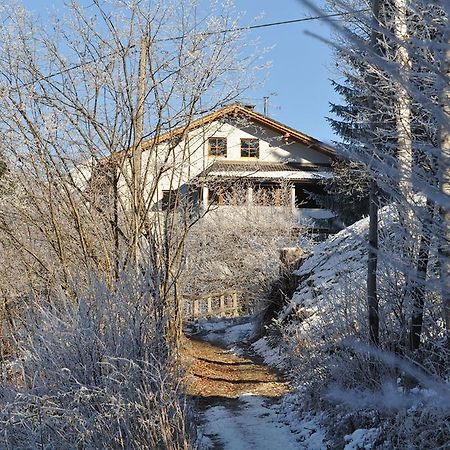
left=87, top=103, right=338, bottom=233
left=152, top=103, right=337, bottom=231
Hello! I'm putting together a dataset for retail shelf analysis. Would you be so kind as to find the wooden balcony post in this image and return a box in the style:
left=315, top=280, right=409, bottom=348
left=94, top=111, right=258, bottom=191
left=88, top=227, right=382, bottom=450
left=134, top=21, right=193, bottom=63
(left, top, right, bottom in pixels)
left=219, top=295, right=225, bottom=316
left=232, top=292, right=238, bottom=316
left=247, top=186, right=253, bottom=204
left=207, top=296, right=212, bottom=316
left=193, top=298, right=199, bottom=319
left=291, top=186, right=296, bottom=213
left=202, top=185, right=209, bottom=209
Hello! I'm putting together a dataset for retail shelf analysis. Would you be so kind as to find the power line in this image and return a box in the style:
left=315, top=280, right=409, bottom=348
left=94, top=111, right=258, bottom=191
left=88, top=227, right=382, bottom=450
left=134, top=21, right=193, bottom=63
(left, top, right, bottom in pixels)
left=3, top=9, right=370, bottom=92
left=221, top=10, right=370, bottom=34
left=160, top=9, right=370, bottom=40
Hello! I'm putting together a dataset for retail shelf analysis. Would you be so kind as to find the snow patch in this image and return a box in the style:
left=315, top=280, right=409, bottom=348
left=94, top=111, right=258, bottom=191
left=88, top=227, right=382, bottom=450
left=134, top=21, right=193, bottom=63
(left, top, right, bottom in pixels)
left=252, top=337, right=286, bottom=369
left=344, top=428, right=380, bottom=450
left=199, top=395, right=326, bottom=450
left=193, top=317, right=255, bottom=346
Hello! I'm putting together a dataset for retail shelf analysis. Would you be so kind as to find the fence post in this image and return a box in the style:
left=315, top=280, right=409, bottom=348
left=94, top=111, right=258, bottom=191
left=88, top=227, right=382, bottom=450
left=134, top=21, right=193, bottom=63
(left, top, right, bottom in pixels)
left=232, top=292, right=238, bottom=316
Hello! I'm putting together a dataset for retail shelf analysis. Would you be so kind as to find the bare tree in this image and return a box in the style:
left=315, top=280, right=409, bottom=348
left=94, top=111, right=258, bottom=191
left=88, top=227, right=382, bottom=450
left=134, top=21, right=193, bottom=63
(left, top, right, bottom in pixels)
left=184, top=182, right=300, bottom=311
left=0, top=0, right=256, bottom=345
left=0, top=1, right=259, bottom=447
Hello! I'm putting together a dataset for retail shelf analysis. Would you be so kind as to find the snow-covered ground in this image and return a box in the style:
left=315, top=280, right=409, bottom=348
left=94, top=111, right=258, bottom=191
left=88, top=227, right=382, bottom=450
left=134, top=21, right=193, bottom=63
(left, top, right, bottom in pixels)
left=191, top=317, right=327, bottom=450
left=199, top=394, right=326, bottom=450
left=250, top=336, right=386, bottom=450
left=190, top=316, right=255, bottom=347
left=343, top=428, right=380, bottom=450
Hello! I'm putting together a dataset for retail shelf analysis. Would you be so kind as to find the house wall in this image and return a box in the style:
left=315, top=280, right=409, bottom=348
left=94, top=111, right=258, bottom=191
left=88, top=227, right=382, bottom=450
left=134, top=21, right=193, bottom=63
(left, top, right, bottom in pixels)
left=137, top=118, right=332, bottom=208
left=183, top=119, right=331, bottom=167
left=86, top=116, right=332, bottom=213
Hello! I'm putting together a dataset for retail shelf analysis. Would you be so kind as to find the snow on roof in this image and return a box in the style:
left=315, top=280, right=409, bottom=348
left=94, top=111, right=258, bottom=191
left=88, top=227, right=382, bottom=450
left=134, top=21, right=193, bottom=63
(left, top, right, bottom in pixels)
left=206, top=170, right=332, bottom=181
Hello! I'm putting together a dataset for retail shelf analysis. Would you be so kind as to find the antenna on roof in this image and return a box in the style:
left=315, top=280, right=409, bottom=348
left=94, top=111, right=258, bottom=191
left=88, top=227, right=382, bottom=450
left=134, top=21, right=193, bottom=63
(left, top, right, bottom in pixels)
left=263, top=96, right=269, bottom=117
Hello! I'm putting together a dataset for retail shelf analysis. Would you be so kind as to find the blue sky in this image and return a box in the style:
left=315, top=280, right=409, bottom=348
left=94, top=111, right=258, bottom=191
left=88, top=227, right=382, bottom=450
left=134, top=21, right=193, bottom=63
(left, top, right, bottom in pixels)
left=20, top=0, right=340, bottom=144
left=233, top=0, right=340, bottom=144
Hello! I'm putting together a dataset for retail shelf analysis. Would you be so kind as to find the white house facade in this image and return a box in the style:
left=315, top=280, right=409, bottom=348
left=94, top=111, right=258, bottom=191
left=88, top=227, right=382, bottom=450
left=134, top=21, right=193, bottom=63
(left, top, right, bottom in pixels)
left=86, top=103, right=338, bottom=233
left=147, top=104, right=337, bottom=232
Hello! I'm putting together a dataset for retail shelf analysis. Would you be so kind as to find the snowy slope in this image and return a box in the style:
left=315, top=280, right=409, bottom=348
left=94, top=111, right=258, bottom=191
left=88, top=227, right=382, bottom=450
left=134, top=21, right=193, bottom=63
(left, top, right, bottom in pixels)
left=279, top=204, right=417, bottom=340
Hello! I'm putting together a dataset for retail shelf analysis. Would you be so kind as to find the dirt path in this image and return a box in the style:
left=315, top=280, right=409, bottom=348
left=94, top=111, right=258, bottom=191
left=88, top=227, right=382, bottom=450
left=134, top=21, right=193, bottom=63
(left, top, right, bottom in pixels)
left=181, top=318, right=322, bottom=450
left=183, top=337, right=288, bottom=398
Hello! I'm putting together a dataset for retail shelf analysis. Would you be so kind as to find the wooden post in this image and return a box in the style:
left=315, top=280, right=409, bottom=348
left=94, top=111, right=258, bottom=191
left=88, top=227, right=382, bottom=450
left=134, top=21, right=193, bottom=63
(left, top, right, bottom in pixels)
left=219, top=295, right=225, bottom=316
left=232, top=292, right=238, bottom=316
left=247, top=186, right=253, bottom=204
left=207, top=296, right=212, bottom=316
left=202, top=185, right=209, bottom=209
left=291, top=186, right=296, bottom=213
left=193, top=298, right=199, bottom=319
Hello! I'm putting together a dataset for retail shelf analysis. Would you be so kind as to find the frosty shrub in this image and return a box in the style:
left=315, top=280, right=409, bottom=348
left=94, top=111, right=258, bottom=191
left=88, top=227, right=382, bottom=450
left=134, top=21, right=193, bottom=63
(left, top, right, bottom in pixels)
left=375, top=404, right=450, bottom=449
left=276, top=204, right=449, bottom=448
left=0, top=270, right=195, bottom=450
left=184, top=183, right=301, bottom=311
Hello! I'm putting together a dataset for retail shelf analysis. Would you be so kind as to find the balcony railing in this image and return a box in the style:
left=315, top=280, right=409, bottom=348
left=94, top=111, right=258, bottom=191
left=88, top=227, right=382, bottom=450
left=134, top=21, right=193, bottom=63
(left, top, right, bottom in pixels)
left=183, top=291, right=240, bottom=319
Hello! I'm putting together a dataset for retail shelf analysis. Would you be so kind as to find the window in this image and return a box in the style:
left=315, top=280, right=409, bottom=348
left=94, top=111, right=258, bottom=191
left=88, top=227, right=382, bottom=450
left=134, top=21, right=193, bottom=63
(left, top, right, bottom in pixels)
left=208, top=137, right=227, bottom=157
left=161, top=190, right=178, bottom=210
left=295, top=184, right=325, bottom=208
left=240, top=138, right=259, bottom=158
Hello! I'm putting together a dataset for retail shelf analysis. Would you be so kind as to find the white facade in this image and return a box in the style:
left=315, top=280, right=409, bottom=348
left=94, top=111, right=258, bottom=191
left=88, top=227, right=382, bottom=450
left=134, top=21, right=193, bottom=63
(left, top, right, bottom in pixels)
left=83, top=105, right=337, bottom=231
left=141, top=117, right=333, bottom=207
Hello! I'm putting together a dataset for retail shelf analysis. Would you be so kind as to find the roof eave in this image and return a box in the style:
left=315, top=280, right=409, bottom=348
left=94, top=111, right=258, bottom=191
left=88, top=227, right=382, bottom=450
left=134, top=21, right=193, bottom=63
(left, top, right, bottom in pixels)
left=140, top=104, right=337, bottom=158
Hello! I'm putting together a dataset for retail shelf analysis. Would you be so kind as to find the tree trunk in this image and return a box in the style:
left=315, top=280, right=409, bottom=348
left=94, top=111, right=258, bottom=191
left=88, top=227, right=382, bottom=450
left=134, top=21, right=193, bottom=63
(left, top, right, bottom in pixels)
left=409, top=199, right=434, bottom=351
left=112, top=169, right=120, bottom=281
left=131, top=35, right=148, bottom=267
left=367, top=180, right=380, bottom=345
left=394, top=0, right=414, bottom=267
left=366, top=0, right=382, bottom=346
left=437, top=2, right=450, bottom=344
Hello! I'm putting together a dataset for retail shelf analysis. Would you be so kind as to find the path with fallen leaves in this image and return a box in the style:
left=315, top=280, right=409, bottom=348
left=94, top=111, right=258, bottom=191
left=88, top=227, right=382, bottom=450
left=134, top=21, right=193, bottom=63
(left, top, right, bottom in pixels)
left=183, top=336, right=287, bottom=398
left=181, top=318, right=321, bottom=450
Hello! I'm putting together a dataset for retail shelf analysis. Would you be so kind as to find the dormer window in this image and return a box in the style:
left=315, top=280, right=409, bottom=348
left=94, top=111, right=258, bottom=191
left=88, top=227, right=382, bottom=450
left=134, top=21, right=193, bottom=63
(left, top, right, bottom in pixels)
left=208, top=137, right=227, bottom=157
left=240, top=138, right=259, bottom=158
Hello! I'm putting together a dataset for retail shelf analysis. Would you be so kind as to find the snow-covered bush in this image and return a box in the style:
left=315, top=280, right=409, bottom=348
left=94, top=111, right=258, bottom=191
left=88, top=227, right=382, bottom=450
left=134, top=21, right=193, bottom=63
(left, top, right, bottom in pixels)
left=275, top=205, right=449, bottom=448
left=184, top=184, right=301, bottom=310
left=0, top=271, right=195, bottom=450
left=375, top=404, right=450, bottom=449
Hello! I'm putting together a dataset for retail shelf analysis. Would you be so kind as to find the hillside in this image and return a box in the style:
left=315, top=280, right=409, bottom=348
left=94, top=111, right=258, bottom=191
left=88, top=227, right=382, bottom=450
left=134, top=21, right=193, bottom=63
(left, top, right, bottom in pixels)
left=278, top=204, right=439, bottom=343
left=255, top=204, right=449, bottom=449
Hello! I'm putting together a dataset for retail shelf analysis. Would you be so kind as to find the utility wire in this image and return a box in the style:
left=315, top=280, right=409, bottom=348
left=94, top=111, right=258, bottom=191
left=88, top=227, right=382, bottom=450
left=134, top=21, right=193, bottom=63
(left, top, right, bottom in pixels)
left=160, top=9, right=370, bottom=40
left=215, top=10, right=370, bottom=34
left=4, top=9, right=370, bottom=92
